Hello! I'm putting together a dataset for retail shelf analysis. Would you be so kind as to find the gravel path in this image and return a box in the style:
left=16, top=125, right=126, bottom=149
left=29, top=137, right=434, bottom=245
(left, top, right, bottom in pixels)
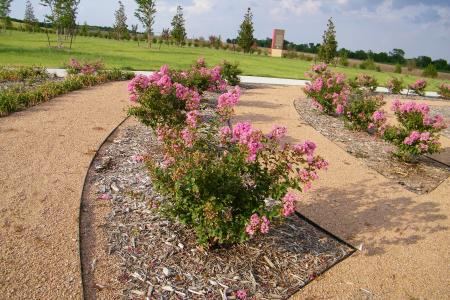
left=0, top=82, right=129, bottom=299
left=233, top=85, right=450, bottom=299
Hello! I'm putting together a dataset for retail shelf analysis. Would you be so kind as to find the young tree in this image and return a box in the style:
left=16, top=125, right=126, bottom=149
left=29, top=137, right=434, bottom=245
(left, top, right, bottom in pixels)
left=318, top=17, right=338, bottom=64
left=24, top=0, right=38, bottom=32
left=0, top=0, right=13, bottom=32
left=170, top=5, right=186, bottom=46
left=159, top=27, right=169, bottom=49
left=113, top=1, right=128, bottom=40
left=40, top=0, right=79, bottom=47
left=79, top=21, right=88, bottom=36
left=131, top=24, right=139, bottom=46
left=237, top=7, right=254, bottom=53
left=134, top=0, right=156, bottom=48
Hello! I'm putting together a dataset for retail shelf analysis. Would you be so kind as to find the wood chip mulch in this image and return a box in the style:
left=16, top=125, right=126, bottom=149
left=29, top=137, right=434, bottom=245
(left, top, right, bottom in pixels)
left=82, top=120, right=354, bottom=300
left=294, top=98, right=450, bottom=194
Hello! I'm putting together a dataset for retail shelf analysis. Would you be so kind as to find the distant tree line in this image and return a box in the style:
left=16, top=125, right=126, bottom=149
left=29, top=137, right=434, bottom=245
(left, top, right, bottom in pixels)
left=253, top=38, right=450, bottom=72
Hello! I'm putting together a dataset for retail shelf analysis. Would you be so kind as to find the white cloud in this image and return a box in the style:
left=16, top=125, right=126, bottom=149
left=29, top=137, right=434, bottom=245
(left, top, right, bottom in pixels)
left=185, top=0, right=215, bottom=15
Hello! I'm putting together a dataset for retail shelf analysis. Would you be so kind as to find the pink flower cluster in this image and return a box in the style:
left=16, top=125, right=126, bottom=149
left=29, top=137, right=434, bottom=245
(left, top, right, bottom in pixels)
left=245, top=213, right=270, bottom=235
left=236, top=290, right=248, bottom=300
left=217, top=87, right=241, bottom=117
left=392, top=99, right=429, bottom=116
left=294, top=140, right=316, bottom=157
left=312, top=63, right=328, bottom=73
left=368, top=110, right=387, bottom=132
left=231, top=122, right=264, bottom=161
left=304, top=64, right=349, bottom=115
left=128, top=65, right=202, bottom=110
left=282, top=191, right=297, bottom=216
left=409, top=79, right=427, bottom=90
left=68, top=58, right=103, bottom=75
left=267, top=125, right=287, bottom=140
left=439, top=83, right=450, bottom=99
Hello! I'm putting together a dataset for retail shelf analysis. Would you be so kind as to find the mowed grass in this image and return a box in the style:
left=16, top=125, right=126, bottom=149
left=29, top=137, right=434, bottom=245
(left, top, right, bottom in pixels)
left=0, top=30, right=448, bottom=90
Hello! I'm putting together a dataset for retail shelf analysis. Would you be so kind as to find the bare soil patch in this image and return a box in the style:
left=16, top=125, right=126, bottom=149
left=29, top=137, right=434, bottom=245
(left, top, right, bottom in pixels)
left=81, top=120, right=354, bottom=299
left=294, top=98, right=450, bottom=194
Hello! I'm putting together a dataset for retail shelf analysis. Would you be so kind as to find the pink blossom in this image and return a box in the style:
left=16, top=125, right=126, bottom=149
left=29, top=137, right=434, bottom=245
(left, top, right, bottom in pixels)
left=186, top=110, right=200, bottom=127
left=245, top=213, right=261, bottom=236
left=294, top=140, right=317, bottom=156
left=336, top=104, right=344, bottom=115
left=160, top=154, right=175, bottom=169
left=236, top=289, right=248, bottom=299
left=181, top=128, right=194, bottom=148
left=282, top=192, right=297, bottom=216
left=268, top=125, right=287, bottom=140
left=260, top=216, right=270, bottom=234
left=132, top=154, right=145, bottom=163
left=420, top=132, right=430, bottom=141
left=98, top=193, right=112, bottom=200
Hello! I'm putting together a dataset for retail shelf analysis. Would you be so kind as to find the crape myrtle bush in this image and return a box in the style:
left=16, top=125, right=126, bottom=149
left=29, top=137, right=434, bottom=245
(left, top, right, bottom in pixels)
left=383, top=100, right=447, bottom=160
left=66, top=58, right=104, bottom=75
left=303, top=63, right=350, bottom=115
left=348, top=74, right=378, bottom=92
left=220, top=60, right=242, bottom=86
left=128, top=61, right=328, bottom=246
left=0, top=67, right=134, bottom=116
left=408, top=79, right=427, bottom=96
left=344, top=91, right=386, bottom=133
left=387, top=77, right=404, bottom=94
left=439, top=83, right=450, bottom=99
left=170, top=58, right=228, bottom=94
left=0, top=66, right=50, bottom=82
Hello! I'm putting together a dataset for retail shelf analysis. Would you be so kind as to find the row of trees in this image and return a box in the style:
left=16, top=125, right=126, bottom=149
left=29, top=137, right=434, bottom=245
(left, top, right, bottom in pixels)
left=255, top=18, right=449, bottom=72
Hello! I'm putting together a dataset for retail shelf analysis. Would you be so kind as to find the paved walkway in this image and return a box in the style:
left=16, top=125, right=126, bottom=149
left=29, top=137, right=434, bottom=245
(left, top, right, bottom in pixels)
left=0, top=82, right=129, bottom=299
left=234, top=85, right=449, bottom=299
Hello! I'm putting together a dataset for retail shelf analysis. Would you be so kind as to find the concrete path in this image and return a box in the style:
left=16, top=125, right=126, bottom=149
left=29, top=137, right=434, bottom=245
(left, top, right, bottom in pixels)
left=46, top=68, right=444, bottom=98
left=0, top=82, right=129, bottom=299
left=234, top=85, right=449, bottom=299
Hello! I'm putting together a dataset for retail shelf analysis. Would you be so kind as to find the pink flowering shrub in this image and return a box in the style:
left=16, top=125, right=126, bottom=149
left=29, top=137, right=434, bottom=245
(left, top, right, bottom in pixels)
left=128, top=65, right=202, bottom=129
left=439, top=83, right=450, bottom=99
left=386, top=77, right=404, bottom=94
left=132, top=65, right=328, bottom=246
left=304, top=64, right=350, bottom=115
left=66, top=58, right=103, bottom=75
left=171, top=58, right=228, bottom=94
left=349, top=74, right=378, bottom=92
left=383, top=99, right=447, bottom=160
left=408, top=79, right=427, bottom=96
left=344, top=93, right=386, bottom=133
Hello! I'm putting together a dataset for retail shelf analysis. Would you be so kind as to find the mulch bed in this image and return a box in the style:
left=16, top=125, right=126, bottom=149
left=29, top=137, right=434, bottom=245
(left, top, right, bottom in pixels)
left=82, top=120, right=354, bottom=299
left=294, top=98, right=450, bottom=194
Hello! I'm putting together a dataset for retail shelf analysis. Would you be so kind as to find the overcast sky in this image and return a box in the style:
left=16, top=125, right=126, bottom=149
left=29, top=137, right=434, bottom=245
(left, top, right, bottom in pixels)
left=9, top=0, right=450, bottom=60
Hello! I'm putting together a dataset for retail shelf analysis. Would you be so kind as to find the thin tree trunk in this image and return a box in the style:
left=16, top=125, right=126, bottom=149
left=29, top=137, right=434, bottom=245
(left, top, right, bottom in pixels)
left=147, top=31, right=151, bottom=48
left=45, top=29, right=51, bottom=47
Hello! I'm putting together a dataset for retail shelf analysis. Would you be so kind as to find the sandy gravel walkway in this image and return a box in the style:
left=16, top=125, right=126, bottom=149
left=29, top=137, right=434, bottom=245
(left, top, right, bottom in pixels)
left=234, top=85, right=449, bottom=299
left=0, top=82, right=129, bottom=299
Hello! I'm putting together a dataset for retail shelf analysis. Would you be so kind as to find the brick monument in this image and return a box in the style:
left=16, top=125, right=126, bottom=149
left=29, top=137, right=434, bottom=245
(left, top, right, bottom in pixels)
left=271, top=29, right=285, bottom=57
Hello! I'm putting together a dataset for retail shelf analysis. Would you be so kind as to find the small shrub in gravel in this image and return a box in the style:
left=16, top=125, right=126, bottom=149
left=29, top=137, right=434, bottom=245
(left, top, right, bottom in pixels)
left=348, top=73, right=378, bottom=92
left=128, top=65, right=328, bottom=246
left=220, top=60, right=242, bottom=86
left=66, top=58, right=104, bottom=75
left=439, top=83, right=450, bottom=99
left=408, top=79, right=427, bottom=96
left=383, top=100, right=447, bottom=161
left=387, top=77, right=404, bottom=94
left=303, top=63, right=350, bottom=115
left=344, top=91, right=386, bottom=133
left=170, top=58, right=228, bottom=94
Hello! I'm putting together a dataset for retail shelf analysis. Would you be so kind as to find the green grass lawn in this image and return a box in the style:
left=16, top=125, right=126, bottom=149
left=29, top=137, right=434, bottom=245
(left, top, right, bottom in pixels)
left=0, top=30, right=447, bottom=90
